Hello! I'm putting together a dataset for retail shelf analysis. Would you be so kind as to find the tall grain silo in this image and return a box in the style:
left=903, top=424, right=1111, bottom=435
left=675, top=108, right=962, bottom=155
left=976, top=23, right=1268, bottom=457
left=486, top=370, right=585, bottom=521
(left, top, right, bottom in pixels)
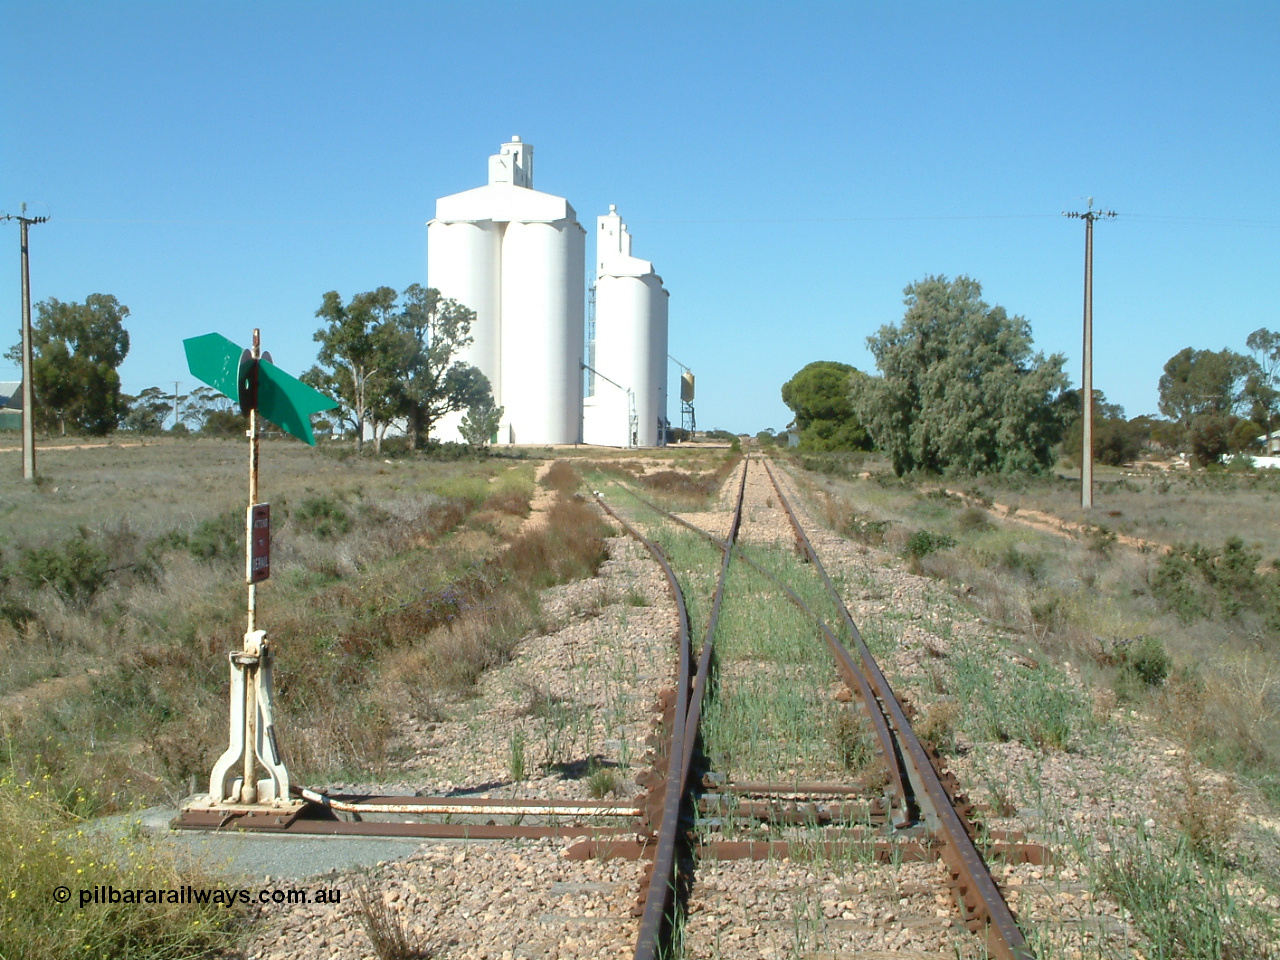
left=583, top=205, right=669, bottom=447
left=427, top=137, right=585, bottom=445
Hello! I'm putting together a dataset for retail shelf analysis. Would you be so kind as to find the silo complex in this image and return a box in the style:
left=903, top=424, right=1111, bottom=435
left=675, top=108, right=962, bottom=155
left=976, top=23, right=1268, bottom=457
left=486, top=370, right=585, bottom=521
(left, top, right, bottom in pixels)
left=427, top=137, right=585, bottom=445
left=582, top=205, right=669, bottom=447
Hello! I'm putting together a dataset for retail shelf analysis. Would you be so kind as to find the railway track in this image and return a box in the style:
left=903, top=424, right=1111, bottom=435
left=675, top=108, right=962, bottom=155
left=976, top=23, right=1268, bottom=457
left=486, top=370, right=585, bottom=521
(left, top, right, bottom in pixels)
left=181, top=453, right=1049, bottom=958
left=595, top=455, right=1036, bottom=960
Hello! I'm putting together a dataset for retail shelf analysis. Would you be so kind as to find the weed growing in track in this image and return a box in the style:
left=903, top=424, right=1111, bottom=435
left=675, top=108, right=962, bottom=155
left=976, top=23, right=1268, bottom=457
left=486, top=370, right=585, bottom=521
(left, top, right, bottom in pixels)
left=1090, top=826, right=1277, bottom=959
left=354, top=875, right=432, bottom=960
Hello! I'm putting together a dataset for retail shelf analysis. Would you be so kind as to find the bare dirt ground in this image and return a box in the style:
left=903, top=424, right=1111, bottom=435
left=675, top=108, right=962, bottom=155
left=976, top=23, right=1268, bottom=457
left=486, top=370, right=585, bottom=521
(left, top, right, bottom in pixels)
left=940, top=486, right=1174, bottom=555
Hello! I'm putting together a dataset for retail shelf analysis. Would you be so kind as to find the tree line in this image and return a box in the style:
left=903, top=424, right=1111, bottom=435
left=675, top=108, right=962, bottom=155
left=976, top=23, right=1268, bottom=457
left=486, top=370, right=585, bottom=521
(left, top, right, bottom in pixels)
left=781, top=275, right=1279, bottom=473
left=5, top=286, right=502, bottom=451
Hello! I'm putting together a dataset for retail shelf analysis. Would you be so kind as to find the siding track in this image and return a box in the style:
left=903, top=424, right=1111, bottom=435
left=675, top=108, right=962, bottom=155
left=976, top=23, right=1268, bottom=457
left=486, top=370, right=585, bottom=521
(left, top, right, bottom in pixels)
left=596, top=456, right=1035, bottom=960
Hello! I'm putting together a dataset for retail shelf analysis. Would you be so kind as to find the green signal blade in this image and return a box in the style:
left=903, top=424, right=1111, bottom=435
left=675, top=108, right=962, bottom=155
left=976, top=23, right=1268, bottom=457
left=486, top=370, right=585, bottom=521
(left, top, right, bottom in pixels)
left=184, top=332, right=338, bottom=446
left=183, top=333, right=242, bottom=400
left=257, top=359, right=338, bottom=446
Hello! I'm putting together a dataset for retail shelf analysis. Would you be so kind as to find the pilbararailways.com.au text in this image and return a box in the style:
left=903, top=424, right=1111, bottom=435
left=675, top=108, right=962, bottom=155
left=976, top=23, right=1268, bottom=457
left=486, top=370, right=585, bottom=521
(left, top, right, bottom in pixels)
left=64, top=884, right=342, bottom=909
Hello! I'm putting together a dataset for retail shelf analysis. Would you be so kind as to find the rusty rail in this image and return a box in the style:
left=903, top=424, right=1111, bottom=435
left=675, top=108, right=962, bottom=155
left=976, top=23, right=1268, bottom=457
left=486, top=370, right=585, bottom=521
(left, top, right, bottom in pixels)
left=596, top=453, right=749, bottom=960
left=761, top=459, right=1032, bottom=959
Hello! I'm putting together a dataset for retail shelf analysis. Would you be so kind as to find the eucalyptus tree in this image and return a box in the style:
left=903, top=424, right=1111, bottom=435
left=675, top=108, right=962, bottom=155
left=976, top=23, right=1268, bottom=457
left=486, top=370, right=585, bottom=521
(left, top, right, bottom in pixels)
left=1245, top=328, right=1279, bottom=447
left=390, top=284, right=489, bottom=449
left=312, top=284, right=494, bottom=453
left=312, top=287, right=403, bottom=453
left=857, top=275, right=1067, bottom=475
left=5, top=294, right=131, bottom=435
left=1157, top=346, right=1253, bottom=426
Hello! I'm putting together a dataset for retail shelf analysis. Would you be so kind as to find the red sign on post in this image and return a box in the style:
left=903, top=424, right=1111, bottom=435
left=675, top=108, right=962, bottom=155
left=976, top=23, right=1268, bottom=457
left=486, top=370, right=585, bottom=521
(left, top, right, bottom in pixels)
left=248, top=503, right=270, bottom=583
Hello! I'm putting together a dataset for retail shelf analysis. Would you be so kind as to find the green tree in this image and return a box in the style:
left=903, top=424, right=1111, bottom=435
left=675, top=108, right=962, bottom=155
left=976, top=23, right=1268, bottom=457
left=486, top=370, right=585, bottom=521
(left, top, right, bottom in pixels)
left=120, top=386, right=172, bottom=434
left=180, top=385, right=232, bottom=431
left=312, top=287, right=404, bottom=454
left=301, top=366, right=360, bottom=438
left=1157, top=347, right=1252, bottom=427
left=1228, top=418, right=1262, bottom=455
left=1057, top=389, right=1140, bottom=466
left=1244, top=327, right=1279, bottom=448
left=1063, top=415, right=1145, bottom=467
left=390, top=284, right=489, bottom=449
left=1189, top=413, right=1234, bottom=466
left=202, top=409, right=249, bottom=437
left=459, top=390, right=504, bottom=450
left=5, top=294, right=130, bottom=435
left=780, top=361, right=872, bottom=452
left=857, top=275, right=1067, bottom=475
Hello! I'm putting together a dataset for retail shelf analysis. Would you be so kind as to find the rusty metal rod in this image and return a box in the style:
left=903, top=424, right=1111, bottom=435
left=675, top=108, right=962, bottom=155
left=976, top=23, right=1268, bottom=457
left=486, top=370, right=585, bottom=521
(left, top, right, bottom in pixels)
left=296, top=788, right=640, bottom=818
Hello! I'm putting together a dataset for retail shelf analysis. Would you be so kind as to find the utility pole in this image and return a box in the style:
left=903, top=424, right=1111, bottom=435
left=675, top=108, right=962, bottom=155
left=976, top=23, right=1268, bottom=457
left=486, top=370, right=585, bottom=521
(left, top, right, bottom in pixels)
left=2, top=204, right=50, bottom=481
left=1063, top=199, right=1115, bottom=510
left=173, top=381, right=182, bottom=431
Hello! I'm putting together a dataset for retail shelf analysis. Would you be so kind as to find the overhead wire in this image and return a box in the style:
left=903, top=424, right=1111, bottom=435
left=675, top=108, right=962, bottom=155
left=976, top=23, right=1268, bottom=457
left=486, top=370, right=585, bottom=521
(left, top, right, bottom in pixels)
left=46, top=212, right=1280, bottom=228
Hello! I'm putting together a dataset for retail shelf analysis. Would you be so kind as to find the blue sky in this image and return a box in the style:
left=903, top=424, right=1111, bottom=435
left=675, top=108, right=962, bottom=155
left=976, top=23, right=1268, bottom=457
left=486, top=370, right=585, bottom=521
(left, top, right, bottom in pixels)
left=2, top=1, right=1277, bottom=435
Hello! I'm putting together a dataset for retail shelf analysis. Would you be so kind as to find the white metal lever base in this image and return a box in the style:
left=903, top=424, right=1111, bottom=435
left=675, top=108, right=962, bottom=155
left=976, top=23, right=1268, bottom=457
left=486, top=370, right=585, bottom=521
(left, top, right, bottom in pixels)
left=207, top=630, right=292, bottom=806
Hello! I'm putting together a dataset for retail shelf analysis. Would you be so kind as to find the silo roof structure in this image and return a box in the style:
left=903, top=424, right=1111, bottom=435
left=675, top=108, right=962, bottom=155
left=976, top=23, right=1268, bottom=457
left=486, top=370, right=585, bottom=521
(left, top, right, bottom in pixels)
left=434, top=138, right=577, bottom=224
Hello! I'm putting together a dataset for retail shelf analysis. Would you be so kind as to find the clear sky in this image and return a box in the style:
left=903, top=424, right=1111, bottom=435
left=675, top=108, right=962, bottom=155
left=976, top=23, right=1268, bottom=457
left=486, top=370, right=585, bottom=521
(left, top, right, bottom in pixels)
left=2, top=1, right=1277, bottom=435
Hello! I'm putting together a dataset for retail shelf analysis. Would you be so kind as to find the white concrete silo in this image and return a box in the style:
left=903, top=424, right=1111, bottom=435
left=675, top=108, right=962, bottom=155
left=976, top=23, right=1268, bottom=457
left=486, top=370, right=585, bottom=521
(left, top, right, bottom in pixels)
left=427, top=137, right=585, bottom=444
left=583, top=206, right=669, bottom=447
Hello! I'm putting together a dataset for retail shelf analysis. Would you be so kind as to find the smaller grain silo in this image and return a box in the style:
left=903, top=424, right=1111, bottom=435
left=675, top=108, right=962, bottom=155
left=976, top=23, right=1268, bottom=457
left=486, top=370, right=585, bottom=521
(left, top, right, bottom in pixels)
left=583, top=206, right=669, bottom=447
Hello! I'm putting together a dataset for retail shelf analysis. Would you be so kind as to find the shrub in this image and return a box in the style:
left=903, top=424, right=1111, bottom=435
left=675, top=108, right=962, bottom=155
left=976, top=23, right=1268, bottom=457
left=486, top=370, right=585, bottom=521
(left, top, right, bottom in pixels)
left=0, top=777, right=244, bottom=960
left=294, top=495, right=353, bottom=540
left=541, top=460, right=580, bottom=494
left=843, top=516, right=891, bottom=546
left=834, top=707, right=879, bottom=771
left=957, top=507, right=991, bottom=532
left=587, top=763, right=620, bottom=799
left=19, top=531, right=111, bottom=603
left=1120, top=635, right=1171, bottom=687
left=1152, top=552, right=1207, bottom=623
left=1152, top=538, right=1273, bottom=624
left=354, top=878, right=428, bottom=960
left=904, top=530, right=956, bottom=559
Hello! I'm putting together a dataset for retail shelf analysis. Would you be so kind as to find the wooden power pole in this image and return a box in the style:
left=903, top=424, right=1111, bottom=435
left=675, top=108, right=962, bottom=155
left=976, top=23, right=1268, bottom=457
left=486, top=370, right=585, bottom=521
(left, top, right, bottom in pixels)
left=1064, top=199, right=1115, bottom=510
left=2, top=204, right=50, bottom=481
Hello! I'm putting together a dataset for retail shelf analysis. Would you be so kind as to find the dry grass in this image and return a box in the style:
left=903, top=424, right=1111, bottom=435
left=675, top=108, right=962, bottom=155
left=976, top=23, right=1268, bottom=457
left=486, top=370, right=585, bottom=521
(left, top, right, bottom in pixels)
left=0, top=444, right=540, bottom=814
left=786, top=451, right=1280, bottom=805
left=355, top=879, right=432, bottom=960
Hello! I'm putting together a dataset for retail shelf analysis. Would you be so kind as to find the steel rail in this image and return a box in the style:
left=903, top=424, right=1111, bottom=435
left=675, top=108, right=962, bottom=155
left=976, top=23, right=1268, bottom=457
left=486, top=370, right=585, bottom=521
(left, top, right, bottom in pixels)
left=597, top=452, right=749, bottom=960
left=762, top=459, right=1033, bottom=960
left=610, top=479, right=917, bottom=825
left=591, top=492, right=693, bottom=960
left=677, top=455, right=749, bottom=795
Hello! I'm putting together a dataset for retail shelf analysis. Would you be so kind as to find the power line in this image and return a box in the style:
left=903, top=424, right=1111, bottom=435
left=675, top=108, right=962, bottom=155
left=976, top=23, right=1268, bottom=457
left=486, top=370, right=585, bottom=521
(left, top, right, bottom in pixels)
left=47, top=212, right=1280, bottom=228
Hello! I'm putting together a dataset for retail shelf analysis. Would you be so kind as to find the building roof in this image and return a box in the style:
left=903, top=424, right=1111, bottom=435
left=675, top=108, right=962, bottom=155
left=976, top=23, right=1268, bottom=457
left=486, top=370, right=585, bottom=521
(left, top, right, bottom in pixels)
left=0, top=382, right=20, bottom=410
